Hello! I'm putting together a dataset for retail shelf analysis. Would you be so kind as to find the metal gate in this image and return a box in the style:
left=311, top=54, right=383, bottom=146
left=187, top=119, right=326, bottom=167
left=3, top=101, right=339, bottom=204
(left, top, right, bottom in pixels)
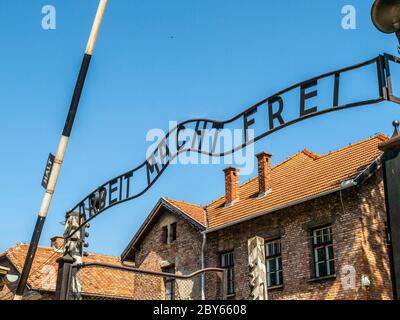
left=73, top=263, right=227, bottom=300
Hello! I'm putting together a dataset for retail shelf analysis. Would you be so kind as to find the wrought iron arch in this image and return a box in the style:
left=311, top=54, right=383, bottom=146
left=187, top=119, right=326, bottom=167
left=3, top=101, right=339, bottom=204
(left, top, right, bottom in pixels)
left=66, top=53, right=400, bottom=238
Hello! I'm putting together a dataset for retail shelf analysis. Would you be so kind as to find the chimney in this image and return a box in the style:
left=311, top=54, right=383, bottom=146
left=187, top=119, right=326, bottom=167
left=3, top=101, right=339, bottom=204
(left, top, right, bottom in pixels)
left=256, top=152, right=272, bottom=197
left=223, top=167, right=240, bottom=206
left=50, top=236, right=64, bottom=250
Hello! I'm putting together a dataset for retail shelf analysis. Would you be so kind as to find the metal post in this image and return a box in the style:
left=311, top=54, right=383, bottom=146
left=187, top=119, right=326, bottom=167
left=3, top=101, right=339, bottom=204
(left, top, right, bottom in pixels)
left=378, top=120, right=400, bottom=300
left=55, top=212, right=86, bottom=300
left=14, top=0, right=108, bottom=300
left=55, top=254, right=74, bottom=300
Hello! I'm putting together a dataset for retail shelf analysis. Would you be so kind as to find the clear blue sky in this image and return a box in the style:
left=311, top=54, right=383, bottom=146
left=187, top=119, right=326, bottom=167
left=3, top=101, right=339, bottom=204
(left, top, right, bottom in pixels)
left=0, top=0, right=399, bottom=256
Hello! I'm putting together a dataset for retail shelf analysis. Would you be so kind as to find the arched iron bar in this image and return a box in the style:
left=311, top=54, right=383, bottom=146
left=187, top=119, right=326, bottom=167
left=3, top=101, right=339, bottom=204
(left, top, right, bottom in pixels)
left=66, top=53, right=400, bottom=239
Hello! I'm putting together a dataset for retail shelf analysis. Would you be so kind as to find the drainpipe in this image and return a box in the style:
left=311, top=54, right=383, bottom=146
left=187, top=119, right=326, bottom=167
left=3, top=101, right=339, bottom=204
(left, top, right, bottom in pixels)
left=201, top=233, right=206, bottom=300
left=201, top=207, right=209, bottom=300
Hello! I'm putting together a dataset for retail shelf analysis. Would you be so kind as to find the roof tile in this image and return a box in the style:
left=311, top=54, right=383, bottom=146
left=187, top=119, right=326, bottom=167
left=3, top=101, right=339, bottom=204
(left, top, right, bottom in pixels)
left=162, top=197, right=206, bottom=226
left=205, top=135, right=387, bottom=229
left=164, top=135, right=387, bottom=230
left=1, top=244, right=135, bottom=299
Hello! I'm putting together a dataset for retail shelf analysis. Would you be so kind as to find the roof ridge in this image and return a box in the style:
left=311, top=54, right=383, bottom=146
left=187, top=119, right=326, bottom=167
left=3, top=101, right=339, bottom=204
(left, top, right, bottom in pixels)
left=272, top=151, right=311, bottom=170
left=1, top=242, right=122, bottom=261
left=85, top=252, right=122, bottom=259
left=161, top=197, right=206, bottom=227
left=376, top=133, right=389, bottom=141
left=301, top=149, right=321, bottom=160
left=163, top=197, right=205, bottom=209
left=318, top=134, right=388, bottom=157
left=0, top=243, right=30, bottom=258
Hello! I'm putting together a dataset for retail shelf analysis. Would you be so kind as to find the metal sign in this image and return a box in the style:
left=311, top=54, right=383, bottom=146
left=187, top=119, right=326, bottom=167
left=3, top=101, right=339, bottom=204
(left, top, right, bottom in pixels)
left=41, top=153, right=55, bottom=189
left=66, top=53, right=400, bottom=237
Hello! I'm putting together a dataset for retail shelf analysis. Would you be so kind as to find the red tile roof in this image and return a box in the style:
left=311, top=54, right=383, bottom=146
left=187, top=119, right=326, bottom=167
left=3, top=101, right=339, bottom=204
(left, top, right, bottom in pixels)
left=162, top=197, right=206, bottom=226
left=122, top=135, right=387, bottom=259
left=0, top=244, right=135, bottom=299
left=120, top=197, right=207, bottom=260
left=170, top=135, right=387, bottom=230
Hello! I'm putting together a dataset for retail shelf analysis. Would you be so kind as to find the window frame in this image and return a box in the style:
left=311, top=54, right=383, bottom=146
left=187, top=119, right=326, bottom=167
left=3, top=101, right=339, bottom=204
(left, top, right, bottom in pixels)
left=265, top=238, right=283, bottom=288
left=162, top=225, right=168, bottom=244
left=162, top=266, right=176, bottom=300
left=311, top=225, right=335, bottom=279
left=162, top=222, right=177, bottom=244
left=170, top=222, right=177, bottom=242
left=220, top=251, right=235, bottom=296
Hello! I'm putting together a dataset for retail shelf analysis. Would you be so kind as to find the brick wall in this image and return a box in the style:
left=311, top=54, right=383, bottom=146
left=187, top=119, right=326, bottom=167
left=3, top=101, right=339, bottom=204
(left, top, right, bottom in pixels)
left=133, top=209, right=204, bottom=299
left=357, top=170, right=392, bottom=300
left=125, top=171, right=393, bottom=300
left=205, top=170, right=393, bottom=300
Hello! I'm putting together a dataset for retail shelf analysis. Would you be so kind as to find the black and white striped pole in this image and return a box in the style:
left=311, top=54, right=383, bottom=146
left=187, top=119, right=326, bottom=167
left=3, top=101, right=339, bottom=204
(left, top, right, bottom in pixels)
left=14, top=0, right=108, bottom=300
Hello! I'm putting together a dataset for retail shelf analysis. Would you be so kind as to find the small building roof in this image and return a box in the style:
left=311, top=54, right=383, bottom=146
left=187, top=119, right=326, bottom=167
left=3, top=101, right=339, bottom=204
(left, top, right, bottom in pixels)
left=0, top=244, right=136, bottom=299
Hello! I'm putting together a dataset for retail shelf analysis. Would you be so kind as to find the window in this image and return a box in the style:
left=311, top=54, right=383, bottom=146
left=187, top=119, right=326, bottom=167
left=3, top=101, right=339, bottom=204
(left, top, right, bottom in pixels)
left=162, top=226, right=168, bottom=243
left=162, top=222, right=177, bottom=244
left=312, top=226, right=335, bottom=278
left=220, top=252, right=235, bottom=295
left=171, top=222, right=177, bottom=242
left=163, top=266, right=175, bottom=300
left=265, top=239, right=283, bottom=287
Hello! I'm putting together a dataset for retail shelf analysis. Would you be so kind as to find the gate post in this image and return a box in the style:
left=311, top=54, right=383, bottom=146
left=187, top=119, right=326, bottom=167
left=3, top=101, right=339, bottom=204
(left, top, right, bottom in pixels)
left=378, top=120, right=400, bottom=300
left=55, top=212, right=85, bottom=300
left=55, top=253, right=74, bottom=300
left=248, top=236, right=267, bottom=300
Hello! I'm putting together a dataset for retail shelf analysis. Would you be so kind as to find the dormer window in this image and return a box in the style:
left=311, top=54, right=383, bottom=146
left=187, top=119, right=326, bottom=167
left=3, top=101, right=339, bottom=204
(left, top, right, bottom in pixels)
left=162, top=222, right=177, bottom=244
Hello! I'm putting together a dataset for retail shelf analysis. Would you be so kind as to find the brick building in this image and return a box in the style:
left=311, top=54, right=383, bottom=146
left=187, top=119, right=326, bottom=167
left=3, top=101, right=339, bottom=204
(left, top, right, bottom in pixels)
left=121, top=134, right=393, bottom=300
left=0, top=237, right=136, bottom=300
